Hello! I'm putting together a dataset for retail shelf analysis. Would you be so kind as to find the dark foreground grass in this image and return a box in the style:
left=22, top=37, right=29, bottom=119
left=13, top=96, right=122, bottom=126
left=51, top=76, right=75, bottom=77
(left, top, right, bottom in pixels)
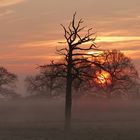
left=0, top=98, right=140, bottom=140
left=0, top=121, right=140, bottom=140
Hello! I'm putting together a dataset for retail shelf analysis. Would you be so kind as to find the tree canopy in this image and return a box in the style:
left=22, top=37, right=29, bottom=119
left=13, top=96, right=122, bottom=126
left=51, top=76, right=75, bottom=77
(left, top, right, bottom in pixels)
left=0, top=66, right=18, bottom=98
left=26, top=50, right=139, bottom=99
left=92, top=50, right=139, bottom=98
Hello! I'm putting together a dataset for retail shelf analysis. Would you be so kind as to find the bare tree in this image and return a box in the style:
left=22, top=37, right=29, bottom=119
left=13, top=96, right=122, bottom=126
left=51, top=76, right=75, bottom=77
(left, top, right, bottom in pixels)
left=92, top=50, right=139, bottom=98
left=0, top=67, right=17, bottom=98
left=46, top=13, right=98, bottom=131
left=26, top=59, right=96, bottom=100
left=25, top=62, right=65, bottom=97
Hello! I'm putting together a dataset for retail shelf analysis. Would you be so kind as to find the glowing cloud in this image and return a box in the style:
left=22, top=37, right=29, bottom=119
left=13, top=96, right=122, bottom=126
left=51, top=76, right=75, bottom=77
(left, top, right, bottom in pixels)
left=96, top=36, right=140, bottom=43
left=0, top=0, right=25, bottom=7
left=0, top=10, right=15, bottom=17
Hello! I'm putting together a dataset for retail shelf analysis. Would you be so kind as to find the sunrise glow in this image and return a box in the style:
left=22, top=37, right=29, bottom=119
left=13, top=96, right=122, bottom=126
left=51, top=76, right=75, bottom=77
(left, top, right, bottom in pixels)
left=0, top=1, right=140, bottom=139
left=0, top=0, right=139, bottom=76
left=95, top=71, right=111, bottom=87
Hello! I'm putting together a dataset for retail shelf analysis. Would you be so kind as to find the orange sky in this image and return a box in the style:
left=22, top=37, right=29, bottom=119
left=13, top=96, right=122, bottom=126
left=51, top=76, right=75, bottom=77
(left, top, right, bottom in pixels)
left=0, top=0, right=140, bottom=76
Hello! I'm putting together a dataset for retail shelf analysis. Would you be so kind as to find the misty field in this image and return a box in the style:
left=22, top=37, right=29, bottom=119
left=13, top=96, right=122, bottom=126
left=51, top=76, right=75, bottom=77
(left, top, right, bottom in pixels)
left=0, top=98, right=140, bottom=140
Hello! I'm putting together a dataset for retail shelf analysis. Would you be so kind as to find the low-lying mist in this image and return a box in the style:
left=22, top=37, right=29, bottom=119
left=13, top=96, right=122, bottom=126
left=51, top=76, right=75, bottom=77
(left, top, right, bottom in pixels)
left=0, top=96, right=140, bottom=140
left=0, top=97, right=140, bottom=123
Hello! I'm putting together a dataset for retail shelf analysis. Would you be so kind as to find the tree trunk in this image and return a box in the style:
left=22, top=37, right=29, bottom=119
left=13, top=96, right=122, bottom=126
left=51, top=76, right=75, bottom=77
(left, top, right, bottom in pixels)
left=65, top=49, right=73, bottom=132
left=65, top=75, right=72, bottom=131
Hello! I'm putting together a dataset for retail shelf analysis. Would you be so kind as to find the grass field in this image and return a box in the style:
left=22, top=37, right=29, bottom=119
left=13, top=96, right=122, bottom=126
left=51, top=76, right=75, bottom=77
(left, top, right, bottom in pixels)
left=0, top=98, right=140, bottom=140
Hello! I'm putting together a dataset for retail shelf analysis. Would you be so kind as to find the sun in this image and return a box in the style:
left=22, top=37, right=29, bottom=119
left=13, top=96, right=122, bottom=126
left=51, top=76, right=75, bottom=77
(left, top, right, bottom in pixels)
left=95, top=70, right=111, bottom=87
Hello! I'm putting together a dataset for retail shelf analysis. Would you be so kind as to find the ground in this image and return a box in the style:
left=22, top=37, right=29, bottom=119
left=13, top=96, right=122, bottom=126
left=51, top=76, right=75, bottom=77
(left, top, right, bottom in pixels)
left=0, top=97, right=140, bottom=140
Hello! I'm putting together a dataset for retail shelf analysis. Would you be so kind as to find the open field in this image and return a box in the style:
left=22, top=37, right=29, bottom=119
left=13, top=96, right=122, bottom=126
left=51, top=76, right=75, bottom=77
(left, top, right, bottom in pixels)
left=0, top=98, right=140, bottom=140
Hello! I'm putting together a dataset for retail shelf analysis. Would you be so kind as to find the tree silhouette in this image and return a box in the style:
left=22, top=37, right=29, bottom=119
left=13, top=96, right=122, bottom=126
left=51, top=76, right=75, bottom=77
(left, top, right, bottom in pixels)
left=25, top=59, right=95, bottom=98
left=92, top=50, right=139, bottom=98
left=25, top=62, right=65, bottom=97
left=26, top=13, right=140, bottom=134
left=0, top=67, right=17, bottom=98
left=28, top=49, right=139, bottom=99
left=47, top=13, right=98, bottom=131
